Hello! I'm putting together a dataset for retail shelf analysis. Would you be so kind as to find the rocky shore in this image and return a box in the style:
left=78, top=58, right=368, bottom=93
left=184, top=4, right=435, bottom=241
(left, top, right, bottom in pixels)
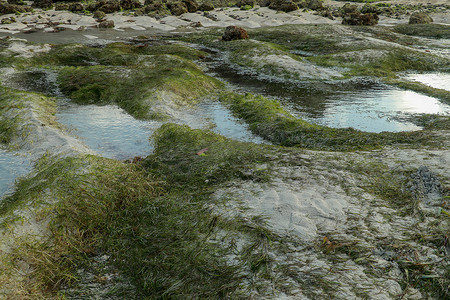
left=0, top=0, right=449, bottom=298
left=0, top=0, right=449, bottom=35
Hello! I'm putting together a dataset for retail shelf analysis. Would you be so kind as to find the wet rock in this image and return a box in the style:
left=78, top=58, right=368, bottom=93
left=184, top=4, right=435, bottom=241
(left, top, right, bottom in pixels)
left=1, top=17, right=16, bottom=24
left=120, top=0, right=142, bottom=10
left=409, top=12, right=433, bottom=24
left=342, top=12, right=379, bottom=26
left=198, top=1, right=213, bottom=11
left=93, top=10, right=106, bottom=19
left=222, top=25, right=249, bottom=41
left=167, top=2, right=187, bottom=16
left=269, top=0, right=298, bottom=12
left=182, top=0, right=198, bottom=12
left=98, top=19, right=114, bottom=28
left=237, top=0, right=254, bottom=8
left=32, top=0, right=53, bottom=9
left=68, top=2, right=83, bottom=12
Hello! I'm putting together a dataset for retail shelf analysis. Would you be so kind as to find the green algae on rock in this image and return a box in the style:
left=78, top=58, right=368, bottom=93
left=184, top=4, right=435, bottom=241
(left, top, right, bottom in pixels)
left=57, top=53, right=222, bottom=119
left=219, top=92, right=436, bottom=151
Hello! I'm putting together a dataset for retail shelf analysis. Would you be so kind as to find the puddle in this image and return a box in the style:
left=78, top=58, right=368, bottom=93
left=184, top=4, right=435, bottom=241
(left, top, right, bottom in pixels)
left=207, top=62, right=450, bottom=133
left=0, top=149, right=31, bottom=199
left=56, top=102, right=156, bottom=160
left=195, top=101, right=267, bottom=144
left=295, top=88, right=449, bottom=133
left=405, top=73, right=450, bottom=91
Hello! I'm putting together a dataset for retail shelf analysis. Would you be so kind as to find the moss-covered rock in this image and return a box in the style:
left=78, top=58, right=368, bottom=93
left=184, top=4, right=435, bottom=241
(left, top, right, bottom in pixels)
left=409, top=12, right=433, bottom=24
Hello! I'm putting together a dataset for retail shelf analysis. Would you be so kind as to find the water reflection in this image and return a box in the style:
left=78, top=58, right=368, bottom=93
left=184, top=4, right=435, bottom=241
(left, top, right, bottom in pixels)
left=0, top=149, right=31, bottom=199
left=57, top=103, right=156, bottom=160
left=295, top=87, right=449, bottom=133
left=406, top=73, right=450, bottom=91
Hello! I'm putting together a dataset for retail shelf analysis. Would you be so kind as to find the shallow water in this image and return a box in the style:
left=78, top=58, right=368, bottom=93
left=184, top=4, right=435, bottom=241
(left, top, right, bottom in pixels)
left=57, top=103, right=156, bottom=160
left=406, top=73, right=450, bottom=92
left=208, top=63, right=450, bottom=133
left=56, top=100, right=265, bottom=160
left=0, top=149, right=31, bottom=199
left=295, top=87, right=449, bottom=133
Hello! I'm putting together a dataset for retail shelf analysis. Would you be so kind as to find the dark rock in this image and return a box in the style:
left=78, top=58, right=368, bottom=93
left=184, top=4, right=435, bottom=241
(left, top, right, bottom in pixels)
left=342, top=12, right=378, bottom=26
left=98, top=19, right=114, bottom=28
left=68, top=2, right=83, bottom=11
left=32, top=0, right=53, bottom=9
left=269, top=0, right=298, bottom=12
left=341, top=3, right=358, bottom=14
left=0, top=2, right=31, bottom=14
left=360, top=3, right=379, bottom=14
left=222, top=25, right=249, bottom=41
left=97, top=0, right=121, bottom=13
left=93, top=10, right=106, bottom=19
left=7, top=0, right=25, bottom=5
left=259, top=0, right=270, bottom=7
left=120, top=0, right=142, bottom=10
left=318, top=8, right=333, bottom=19
left=167, top=2, right=187, bottom=15
left=55, top=2, right=70, bottom=10
left=409, top=12, right=433, bottom=24
left=182, top=0, right=198, bottom=12
left=306, top=0, right=322, bottom=10
left=1, top=17, right=16, bottom=24
left=237, top=0, right=254, bottom=8
left=143, top=1, right=170, bottom=16
left=198, top=1, right=213, bottom=11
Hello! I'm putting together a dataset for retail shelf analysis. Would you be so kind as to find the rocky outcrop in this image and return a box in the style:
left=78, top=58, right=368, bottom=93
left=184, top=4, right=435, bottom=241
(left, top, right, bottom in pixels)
left=269, top=0, right=298, bottom=12
left=0, top=2, right=31, bottom=14
left=68, top=2, right=84, bottom=12
left=167, top=2, right=187, bottom=15
left=222, top=25, right=249, bottom=41
left=342, top=12, right=379, bottom=26
left=182, top=0, right=198, bottom=12
left=120, top=0, right=142, bottom=10
left=199, top=1, right=213, bottom=11
left=32, top=0, right=53, bottom=9
left=409, top=12, right=433, bottom=24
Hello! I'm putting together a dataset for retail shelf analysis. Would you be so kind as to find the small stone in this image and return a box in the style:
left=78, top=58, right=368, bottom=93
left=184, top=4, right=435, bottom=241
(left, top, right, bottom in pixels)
left=222, top=25, right=249, bottom=41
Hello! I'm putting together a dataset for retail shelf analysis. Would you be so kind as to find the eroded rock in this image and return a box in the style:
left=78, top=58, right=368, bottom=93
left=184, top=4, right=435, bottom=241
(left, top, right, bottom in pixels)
left=342, top=12, right=379, bottom=26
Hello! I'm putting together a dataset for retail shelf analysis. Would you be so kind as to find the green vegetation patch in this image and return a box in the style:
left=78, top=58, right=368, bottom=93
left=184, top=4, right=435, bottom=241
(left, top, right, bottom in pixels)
left=219, top=92, right=432, bottom=151
left=392, top=24, right=450, bottom=39
left=0, top=86, right=57, bottom=146
left=57, top=54, right=222, bottom=119
left=144, top=123, right=272, bottom=187
left=0, top=128, right=295, bottom=298
left=33, top=42, right=209, bottom=67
